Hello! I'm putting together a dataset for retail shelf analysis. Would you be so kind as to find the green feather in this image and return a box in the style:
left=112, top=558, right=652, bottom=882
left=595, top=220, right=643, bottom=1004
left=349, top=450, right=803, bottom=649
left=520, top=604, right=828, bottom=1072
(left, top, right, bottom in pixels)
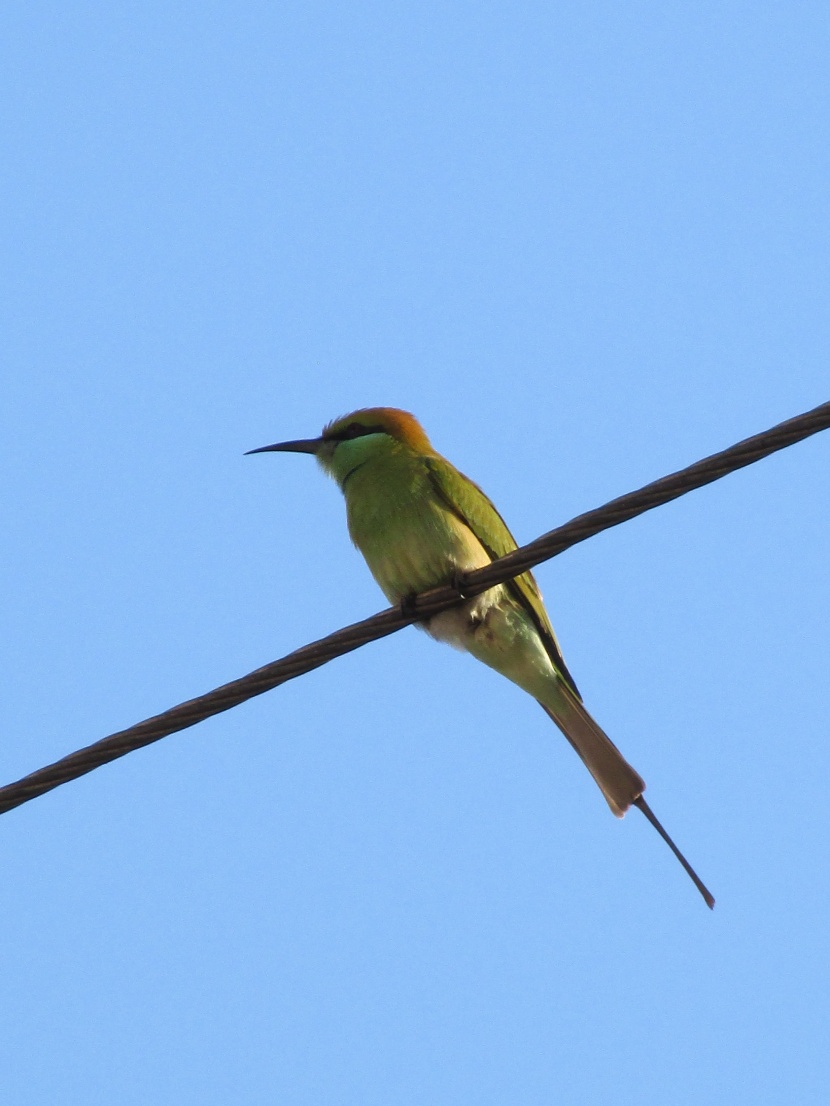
left=424, top=455, right=581, bottom=699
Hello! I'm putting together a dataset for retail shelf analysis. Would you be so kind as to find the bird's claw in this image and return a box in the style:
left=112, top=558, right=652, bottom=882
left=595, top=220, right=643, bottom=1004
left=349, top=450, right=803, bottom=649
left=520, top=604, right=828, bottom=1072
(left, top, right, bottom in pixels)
left=399, top=592, right=419, bottom=618
left=450, top=569, right=471, bottom=599
left=399, top=572, right=469, bottom=621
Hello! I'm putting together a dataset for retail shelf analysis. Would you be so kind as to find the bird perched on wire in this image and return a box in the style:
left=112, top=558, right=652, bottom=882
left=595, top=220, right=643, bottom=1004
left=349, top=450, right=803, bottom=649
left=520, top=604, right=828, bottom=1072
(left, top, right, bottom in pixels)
left=248, top=407, right=713, bottom=908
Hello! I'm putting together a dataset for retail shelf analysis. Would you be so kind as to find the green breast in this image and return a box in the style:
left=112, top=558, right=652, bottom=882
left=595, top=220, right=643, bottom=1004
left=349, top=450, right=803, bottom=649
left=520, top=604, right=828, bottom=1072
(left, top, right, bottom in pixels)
left=343, top=453, right=470, bottom=601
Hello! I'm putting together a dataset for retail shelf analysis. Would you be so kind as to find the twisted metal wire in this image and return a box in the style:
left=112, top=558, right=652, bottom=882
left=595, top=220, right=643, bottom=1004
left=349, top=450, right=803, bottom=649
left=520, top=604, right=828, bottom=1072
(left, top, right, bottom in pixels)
left=1, top=399, right=828, bottom=817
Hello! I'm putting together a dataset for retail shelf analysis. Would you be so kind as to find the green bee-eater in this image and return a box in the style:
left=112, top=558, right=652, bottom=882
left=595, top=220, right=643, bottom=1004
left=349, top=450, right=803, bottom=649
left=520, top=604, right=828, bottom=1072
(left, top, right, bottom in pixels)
left=248, top=407, right=714, bottom=908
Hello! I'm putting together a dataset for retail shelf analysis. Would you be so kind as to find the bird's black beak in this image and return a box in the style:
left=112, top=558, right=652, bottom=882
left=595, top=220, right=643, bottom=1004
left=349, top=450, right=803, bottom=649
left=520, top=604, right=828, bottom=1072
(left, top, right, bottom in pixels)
left=245, top=437, right=322, bottom=456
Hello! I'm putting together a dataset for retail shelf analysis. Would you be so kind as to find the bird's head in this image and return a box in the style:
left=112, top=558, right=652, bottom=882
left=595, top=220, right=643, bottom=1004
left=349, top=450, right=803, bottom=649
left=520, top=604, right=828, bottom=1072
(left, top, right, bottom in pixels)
left=246, top=407, right=433, bottom=487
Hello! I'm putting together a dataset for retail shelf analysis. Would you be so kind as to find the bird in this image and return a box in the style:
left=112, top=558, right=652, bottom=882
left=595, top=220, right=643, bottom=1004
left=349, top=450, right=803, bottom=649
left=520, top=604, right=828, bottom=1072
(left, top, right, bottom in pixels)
left=247, top=407, right=714, bottom=908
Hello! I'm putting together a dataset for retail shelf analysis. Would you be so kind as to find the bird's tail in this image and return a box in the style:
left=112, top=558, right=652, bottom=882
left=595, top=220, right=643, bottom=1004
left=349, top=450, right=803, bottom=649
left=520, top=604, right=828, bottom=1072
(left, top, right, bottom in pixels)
left=539, top=684, right=644, bottom=817
left=541, top=684, right=715, bottom=907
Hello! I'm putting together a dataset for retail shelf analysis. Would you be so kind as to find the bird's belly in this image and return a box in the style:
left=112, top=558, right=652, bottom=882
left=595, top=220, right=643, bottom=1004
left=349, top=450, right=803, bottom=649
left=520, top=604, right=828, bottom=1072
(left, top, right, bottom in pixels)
left=429, top=595, right=557, bottom=702
left=350, top=493, right=556, bottom=700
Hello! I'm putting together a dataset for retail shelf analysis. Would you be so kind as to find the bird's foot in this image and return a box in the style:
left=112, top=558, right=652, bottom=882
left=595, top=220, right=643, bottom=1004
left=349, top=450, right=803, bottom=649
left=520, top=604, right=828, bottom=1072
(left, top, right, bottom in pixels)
left=450, top=568, right=472, bottom=599
left=399, top=592, right=420, bottom=619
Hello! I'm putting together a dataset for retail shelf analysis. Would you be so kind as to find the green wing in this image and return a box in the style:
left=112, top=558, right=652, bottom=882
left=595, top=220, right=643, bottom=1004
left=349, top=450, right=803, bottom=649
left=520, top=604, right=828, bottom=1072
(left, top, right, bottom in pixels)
left=425, top=455, right=580, bottom=698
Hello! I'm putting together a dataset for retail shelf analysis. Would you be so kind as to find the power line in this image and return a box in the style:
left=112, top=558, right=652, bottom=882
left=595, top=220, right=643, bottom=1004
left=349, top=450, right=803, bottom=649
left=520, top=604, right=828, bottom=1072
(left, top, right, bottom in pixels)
left=1, top=399, right=828, bottom=817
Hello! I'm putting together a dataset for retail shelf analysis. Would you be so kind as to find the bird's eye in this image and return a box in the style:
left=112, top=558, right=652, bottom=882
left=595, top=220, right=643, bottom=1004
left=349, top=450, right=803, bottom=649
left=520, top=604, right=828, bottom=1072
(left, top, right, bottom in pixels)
left=325, top=421, right=385, bottom=444
left=340, top=423, right=366, bottom=440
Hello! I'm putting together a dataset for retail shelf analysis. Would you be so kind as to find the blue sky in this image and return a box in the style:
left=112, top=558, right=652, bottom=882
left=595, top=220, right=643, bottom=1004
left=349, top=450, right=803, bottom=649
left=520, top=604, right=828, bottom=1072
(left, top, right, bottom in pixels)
left=2, top=2, right=829, bottom=1102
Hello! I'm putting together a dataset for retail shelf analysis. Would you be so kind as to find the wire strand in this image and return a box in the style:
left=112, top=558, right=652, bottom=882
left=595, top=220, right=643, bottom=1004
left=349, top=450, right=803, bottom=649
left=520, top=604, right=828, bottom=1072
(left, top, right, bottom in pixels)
left=1, top=399, right=828, bottom=817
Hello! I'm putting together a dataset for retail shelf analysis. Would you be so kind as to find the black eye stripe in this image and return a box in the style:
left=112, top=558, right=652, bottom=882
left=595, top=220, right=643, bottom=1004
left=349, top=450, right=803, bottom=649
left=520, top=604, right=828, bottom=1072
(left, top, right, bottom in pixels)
left=328, top=423, right=386, bottom=442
